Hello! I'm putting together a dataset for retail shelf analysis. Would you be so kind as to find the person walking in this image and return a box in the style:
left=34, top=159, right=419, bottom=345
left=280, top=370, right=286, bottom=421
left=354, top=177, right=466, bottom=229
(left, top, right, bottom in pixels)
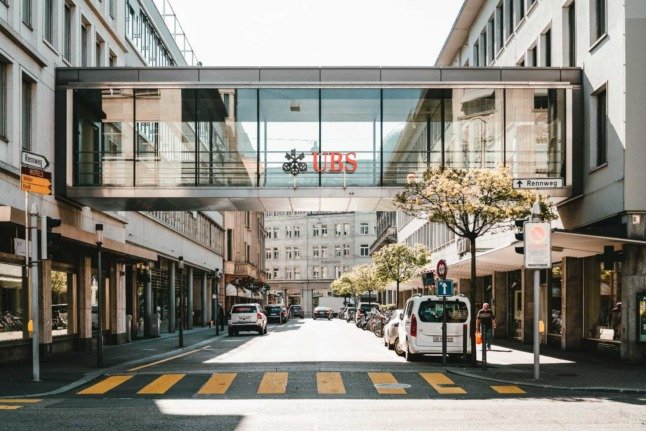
left=476, top=302, right=496, bottom=351
left=218, top=304, right=225, bottom=331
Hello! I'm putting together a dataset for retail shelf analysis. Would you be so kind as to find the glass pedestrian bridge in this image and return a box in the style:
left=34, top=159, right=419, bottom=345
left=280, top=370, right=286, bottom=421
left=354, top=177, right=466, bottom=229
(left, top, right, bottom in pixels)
left=55, top=67, right=581, bottom=211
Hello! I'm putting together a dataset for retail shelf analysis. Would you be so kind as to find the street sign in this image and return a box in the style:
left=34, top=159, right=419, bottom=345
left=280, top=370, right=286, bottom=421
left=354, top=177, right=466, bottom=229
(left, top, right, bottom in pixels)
left=20, top=166, right=52, bottom=195
left=436, top=279, right=453, bottom=297
left=436, top=259, right=448, bottom=279
left=524, top=222, right=551, bottom=269
left=21, top=150, right=50, bottom=170
left=512, top=177, right=564, bottom=189
left=13, top=238, right=26, bottom=257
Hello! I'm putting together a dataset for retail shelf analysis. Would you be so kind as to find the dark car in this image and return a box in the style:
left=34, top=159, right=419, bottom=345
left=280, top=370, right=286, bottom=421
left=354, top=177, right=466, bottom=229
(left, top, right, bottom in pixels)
left=289, top=305, right=304, bottom=319
left=265, top=305, right=287, bottom=324
left=313, top=306, right=332, bottom=320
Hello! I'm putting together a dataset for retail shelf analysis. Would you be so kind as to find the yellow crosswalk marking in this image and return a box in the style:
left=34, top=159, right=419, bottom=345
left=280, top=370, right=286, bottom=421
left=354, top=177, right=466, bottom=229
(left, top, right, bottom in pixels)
left=317, top=372, right=346, bottom=394
left=137, top=374, right=185, bottom=395
left=78, top=375, right=133, bottom=395
left=420, top=373, right=467, bottom=394
left=257, top=372, right=288, bottom=394
left=198, top=373, right=237, bottom=395
left=0, top=405, right=22, bottom=410
left=368, top=372, right=406, bottom=395
left=0, top=399, right=41, bottom=403
left=492, top=385, right=526, bottom=394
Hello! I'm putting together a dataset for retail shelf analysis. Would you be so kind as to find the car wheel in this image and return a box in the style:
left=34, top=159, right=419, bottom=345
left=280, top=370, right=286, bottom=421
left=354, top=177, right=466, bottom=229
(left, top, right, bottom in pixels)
left=228, top=328, right=234, bottom=337
left=405, top=342, right=420, bottom=362
left=258, top=327, right=263, bottom=335
left=313, top=316, right=316, bottom=320
left=394, top=338, right=404, bottom=356
left=263, top=325, right=268, bottom=335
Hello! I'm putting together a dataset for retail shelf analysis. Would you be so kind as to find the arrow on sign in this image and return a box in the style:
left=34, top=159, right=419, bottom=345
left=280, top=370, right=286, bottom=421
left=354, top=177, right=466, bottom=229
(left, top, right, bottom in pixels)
left=516, top=180, right=524, bottom=188
left=21, top=151, right=50, bottom=170
left=21, top=174, right=51, bottom=188
left=21, top=182, right=51, bottom=196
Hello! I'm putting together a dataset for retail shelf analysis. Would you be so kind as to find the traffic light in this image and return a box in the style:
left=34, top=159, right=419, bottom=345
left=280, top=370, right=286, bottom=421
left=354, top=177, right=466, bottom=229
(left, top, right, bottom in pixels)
left=514, top=219, right=526, bottom=255
left=46, top=216, right=62, bottom=259
left=421, top=271, right=435, bottom=286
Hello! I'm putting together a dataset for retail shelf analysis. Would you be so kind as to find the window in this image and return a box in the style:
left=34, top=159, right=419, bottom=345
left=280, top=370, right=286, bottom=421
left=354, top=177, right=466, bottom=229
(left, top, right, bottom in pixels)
left=335, top=266, right=342, bottom=278
left=245, top=244, right=250, bottom=263
left=313, top=267, right=321, bottom=279
left=294, top=226, right=301, bottom=238
left=595, top=89, right=607, bottom=166
left=487, top=19, right=494, bottom=62
left=109, top=52, right=116, bottom=67
left=312, top=246, right=320, bottom=258
left=285, top=267, right=292, bottom=280
left=544, top=29, right=552, bottom=67
left=343, top=223, right=350, bottom=236
left=335, top=223, right=342, bottom=236
left=265, top=247, right=272, bottom=259
left=44, top=0, right=54, bottom=43
left=273, top=268, right=279, bottom=279
left=0, top=62, right=6, bottom=139
left=109, top=0, right=116, bottom=18
left=529, top=45, right=537, bottom=66
left=360, top=223, right=369, bottom=235
left=482, top=32, right=488, bottom=65
left=226, top=229, right=233, bottom=261
left=294, top=247, right=301, bottom=258
left=360, top=244, right=369, bottom=256
left=286, top=226, right=292, bottom=238
left=593, top=0, right=606, bottom=41
left=496, top=3, right=504, bottom=50
left=567, top=2, right=577, bottom=66
left=334, top=245, right=341, bottom=257
left=321, top=246, right=328, bottom=258
left=322, top=267, right=328, bottom=279
left=294, top=267, right=301, bottom=279
left=507, top=0, right=514, bottom=35
left=321, top=224, right=328, bottom=236
left=313, top=225, right=320, bottom=237
left=64, top=3, right=72, bottom=61
left=21, top=77, right=32, bottom=150
left=81, top=23, right=89, bottom=67
left=272, top=247, right=279, bottom=259
left=518, top=0, right=525, bottom=21
left=285, top=246, right=292, bottom=259
left=343, top=244, right=350, bottom=257
left=272, top=227, right=279, bottom=239
left=22, top=0, right=32, bottom=27
left=473, top=41, right=479, bottom=67
left=96, top=40, right=103, bottom=67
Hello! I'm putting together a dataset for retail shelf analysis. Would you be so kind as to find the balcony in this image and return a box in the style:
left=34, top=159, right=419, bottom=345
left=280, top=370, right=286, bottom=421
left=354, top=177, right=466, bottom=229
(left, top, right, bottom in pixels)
left=369, top=226, right=397, bottom=255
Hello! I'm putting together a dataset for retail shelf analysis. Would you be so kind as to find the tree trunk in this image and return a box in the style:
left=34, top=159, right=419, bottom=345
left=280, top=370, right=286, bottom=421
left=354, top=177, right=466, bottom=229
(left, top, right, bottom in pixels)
left=396, top=280, right=400, bottom=309
left=469, top=236, right=477, bottom=366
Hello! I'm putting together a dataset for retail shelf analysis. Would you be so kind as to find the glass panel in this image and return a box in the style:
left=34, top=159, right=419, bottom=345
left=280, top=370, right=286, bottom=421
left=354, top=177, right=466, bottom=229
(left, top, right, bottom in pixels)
left=260, top=89, right=319, bottom=187
left=445, top=88, right=503, bottom=170
left=382, top=89, right=442, bottom=185
left=506, top=89, right=565, bottom=177
left=321, top=89, right=380, bottom=186
left=51, top=271, right=75, bottom=336
left=0, top=262, right=26, bottom=341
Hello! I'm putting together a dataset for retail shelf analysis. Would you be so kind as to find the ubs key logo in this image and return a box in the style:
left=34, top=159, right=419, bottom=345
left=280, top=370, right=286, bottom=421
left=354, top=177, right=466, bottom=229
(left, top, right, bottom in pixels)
left=283, top=149, right=308, bottom=176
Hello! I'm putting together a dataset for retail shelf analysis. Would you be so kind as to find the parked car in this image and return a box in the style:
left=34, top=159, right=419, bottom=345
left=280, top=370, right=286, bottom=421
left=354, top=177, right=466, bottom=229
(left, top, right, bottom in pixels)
left=228, top=303, right=267, bottom=336
left=289, top=305, right=304, bottom=319
left=265, top=305, right=288, bottom=324
left=383, top=309, right=404, bottom=351
left=340, top=305, right=355, bottom=320
left=344, top=307, right=356, bottom=322
left=313, top=306, right=332, bottom=320
left=355, top=302, right=380, bottom=323
left=396, top=295, right=471, bottom=362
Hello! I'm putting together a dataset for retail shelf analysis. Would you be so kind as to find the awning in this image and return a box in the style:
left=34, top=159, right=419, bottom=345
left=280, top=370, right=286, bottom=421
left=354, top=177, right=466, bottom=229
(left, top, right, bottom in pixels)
left=225, top=283, right=238, bottom=296
left=446, top=231, right=646, bottom=279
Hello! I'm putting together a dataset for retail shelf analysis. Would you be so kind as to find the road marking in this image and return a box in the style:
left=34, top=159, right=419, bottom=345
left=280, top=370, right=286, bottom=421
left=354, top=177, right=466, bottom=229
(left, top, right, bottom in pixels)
left=317, top=372, right=346, bottom=395
left=78, top=375, right=133, bottom=395
left=492, top=385, right=526, bottom=394
left=368, top=372, right=406, bottom=395
left=0, top=405, right=22, bottom=410
left=127, top=347, right=207, bottom=372
left=257, top=372, right=288, bottom=394
left=419, top=373, right=466, bottom=394
left=0, top=399, right=42, bottom=403
left=198, top=373, right=237, bottom=395
left=137, top=374, right=186, bottom=395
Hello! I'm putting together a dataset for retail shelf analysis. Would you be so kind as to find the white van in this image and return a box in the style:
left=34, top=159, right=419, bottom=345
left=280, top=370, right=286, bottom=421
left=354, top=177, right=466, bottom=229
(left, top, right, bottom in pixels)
left=396, top=295, right=471, bottom=361
left=228, top=303, right=267, bottom=336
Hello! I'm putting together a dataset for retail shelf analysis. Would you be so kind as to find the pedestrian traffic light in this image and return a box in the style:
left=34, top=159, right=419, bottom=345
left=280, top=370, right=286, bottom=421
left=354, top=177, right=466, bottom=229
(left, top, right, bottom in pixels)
left=46, top=217, right=62, bottom=259
left=514, top=219, right=526, bottom=255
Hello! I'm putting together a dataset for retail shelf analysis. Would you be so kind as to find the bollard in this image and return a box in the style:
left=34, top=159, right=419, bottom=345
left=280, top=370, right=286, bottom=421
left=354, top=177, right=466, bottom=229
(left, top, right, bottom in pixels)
left=482, top=329, right=487, bottom=370
left=462, top=323, right=468, bottom=364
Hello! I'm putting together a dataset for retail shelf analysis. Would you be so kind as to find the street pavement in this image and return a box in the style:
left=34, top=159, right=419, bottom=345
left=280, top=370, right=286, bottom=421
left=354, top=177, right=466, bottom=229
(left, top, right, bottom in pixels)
left=0, top=318, right=644, bottom=430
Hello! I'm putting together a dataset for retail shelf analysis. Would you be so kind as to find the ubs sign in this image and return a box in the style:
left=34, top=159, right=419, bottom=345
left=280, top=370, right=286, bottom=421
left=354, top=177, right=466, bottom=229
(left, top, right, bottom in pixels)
left=283, top=149, right=357, bottom=176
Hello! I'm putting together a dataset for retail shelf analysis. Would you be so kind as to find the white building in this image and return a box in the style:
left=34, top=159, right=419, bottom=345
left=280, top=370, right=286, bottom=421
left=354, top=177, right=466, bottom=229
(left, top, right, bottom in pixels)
left=264, top=212, right=377, bottom=315
left=396, top=0, right=646, bottom=360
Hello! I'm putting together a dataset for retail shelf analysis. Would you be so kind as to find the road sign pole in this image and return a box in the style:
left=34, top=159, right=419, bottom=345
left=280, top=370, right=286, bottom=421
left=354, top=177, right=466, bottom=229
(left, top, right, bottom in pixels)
left=29, top=204, right=40, bottom=381
left=442, top=295, right=447, bottom=366
left=532, top=193, right=541, bottom=380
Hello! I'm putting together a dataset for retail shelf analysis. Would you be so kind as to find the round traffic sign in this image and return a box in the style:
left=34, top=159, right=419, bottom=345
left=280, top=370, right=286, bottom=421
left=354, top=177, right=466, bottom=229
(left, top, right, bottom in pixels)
left=436, top=259, right=448, bottom=279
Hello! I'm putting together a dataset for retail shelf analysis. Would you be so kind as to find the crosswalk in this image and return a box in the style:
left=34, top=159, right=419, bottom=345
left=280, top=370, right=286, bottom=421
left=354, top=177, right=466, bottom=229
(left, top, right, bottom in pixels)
left=0, top=399, right=42, bottom=410
left=76, top=371, right=526, bottom=398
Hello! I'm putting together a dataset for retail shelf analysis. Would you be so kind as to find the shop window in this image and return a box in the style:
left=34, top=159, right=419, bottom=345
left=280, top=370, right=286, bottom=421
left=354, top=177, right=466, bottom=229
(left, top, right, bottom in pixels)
left=51, top=271, right=75, bottom=336
left=584, top=261, right=621, bottom=340
left=0, top=263, right=26, bottom=341
left=547, top=265, right=562, bottom=336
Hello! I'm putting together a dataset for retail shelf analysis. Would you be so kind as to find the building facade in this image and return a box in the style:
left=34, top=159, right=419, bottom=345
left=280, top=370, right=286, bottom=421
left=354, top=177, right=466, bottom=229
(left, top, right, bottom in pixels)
left=265, top=212, right=377, bottom=315
left=397, top=0, right=646, bottom=360
left=0, top=0, right=223, bottom=363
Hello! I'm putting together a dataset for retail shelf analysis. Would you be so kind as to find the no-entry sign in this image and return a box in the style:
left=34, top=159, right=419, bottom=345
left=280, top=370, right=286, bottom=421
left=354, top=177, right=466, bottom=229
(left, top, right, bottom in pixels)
left=436, top=259, right=448, bottom=279
left=524, top=222, right=551, bottom=269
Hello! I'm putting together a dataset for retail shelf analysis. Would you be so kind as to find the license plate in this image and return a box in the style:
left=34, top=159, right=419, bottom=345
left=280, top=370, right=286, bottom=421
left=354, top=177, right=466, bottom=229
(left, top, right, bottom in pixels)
left=433, top=336, right=454, bottom=342
left=239, top=317, right=249, bottom=322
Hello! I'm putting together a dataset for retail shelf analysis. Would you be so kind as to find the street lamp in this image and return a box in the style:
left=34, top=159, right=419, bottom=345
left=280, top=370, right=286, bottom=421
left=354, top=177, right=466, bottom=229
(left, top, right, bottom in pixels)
left=178, top=256, right=184, bottom=348
left=95, top=223, right=104, bottom=367
left=213, top=268, right=222, bottom=336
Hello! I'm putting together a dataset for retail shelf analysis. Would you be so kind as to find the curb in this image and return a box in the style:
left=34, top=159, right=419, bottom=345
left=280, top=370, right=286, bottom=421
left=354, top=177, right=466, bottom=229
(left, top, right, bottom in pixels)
left=0, top=330, right=228, bottom=399
left=446, top=368, right=646, bottom=395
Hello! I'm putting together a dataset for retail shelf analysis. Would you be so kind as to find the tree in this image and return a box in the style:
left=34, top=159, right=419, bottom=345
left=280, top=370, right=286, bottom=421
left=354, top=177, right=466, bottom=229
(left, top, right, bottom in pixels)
left=331, top=272, right=355, bottom=302
left=350, top=264, right=387, bottom=301
left=394, top=166, right=554, bottom=364
left=372, top=243, right=430, bottom=309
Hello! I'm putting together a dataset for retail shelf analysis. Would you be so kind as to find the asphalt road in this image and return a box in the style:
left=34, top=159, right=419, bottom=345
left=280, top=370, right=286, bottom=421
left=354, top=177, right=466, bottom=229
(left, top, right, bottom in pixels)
left=1, top=318, right=644, bottom=430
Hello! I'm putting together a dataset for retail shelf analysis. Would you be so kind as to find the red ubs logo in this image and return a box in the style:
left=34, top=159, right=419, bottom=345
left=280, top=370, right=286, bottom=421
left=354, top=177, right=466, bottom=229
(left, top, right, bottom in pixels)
left=312, top=152, right=357, bottom=173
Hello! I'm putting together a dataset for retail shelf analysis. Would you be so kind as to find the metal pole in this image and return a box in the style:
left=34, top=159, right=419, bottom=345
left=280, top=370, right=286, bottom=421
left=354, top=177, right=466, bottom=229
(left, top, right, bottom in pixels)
left=482, top=320, right=487, bottom=370
left=532, top=192, right=541, bottom=380
left=178, top=267, right=184, bottom=348
left=97, top=243, right=103, bottom=367
left=442, top=296, right=447, bottom=366
left=214, top=273, right=220, bottom=336
left=29, top=204, right=40, bottom=381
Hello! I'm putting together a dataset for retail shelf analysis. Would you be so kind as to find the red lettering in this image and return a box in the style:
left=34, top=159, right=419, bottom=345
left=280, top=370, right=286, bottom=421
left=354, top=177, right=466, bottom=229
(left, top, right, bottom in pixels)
left=329, top=152, right=344, bottom=173
left=312, top=152, right=327, bottom=173
left=344, top=152, right=357, bottom=173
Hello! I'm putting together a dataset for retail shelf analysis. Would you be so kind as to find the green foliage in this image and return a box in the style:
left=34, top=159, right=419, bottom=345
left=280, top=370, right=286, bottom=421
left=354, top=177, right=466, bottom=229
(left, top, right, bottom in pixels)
left=51, top=271, right=67, bottom=296
left=372, top=242, right=430, bottom=285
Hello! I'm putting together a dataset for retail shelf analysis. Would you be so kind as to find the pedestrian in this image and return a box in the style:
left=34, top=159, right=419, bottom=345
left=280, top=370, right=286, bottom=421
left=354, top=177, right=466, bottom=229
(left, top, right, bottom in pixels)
left=476, top=302, right=496, bottom=351
left=218, top=304, right=225, bottom=331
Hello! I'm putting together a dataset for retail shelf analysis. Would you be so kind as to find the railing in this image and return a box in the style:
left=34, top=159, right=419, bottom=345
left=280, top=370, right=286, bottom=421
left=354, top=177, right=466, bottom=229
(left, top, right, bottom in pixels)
left=152, top=0, right=199, bottom=66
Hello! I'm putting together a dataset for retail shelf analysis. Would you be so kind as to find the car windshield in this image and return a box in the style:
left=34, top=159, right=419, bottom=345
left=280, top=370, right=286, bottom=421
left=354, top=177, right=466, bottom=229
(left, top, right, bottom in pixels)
left=418, top=300, right=468, bottom=323
left=232, top=306, right=256, bottom=313
left=267, top=306, right=281, bottom=312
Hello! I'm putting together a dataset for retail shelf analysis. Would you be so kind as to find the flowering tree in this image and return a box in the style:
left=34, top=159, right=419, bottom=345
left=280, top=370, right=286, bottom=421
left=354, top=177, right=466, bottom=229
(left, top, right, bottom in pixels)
left=331, top=272, right=356, bottom=303
left=372, top=243, right=430, bottom=308
left=350, top=264, right=387, bottom=301
left=394, top=166, right=554, bottom=363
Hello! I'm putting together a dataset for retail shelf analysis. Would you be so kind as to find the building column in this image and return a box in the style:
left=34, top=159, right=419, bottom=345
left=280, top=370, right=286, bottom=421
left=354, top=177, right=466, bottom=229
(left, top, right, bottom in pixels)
left=302, top=287, right=313, bottom=317
left=78, top=256, right=92, bottom=350
left=168, top=261, right=176, bottom=333
left=144, top=267, right=152, bottom=337
left=492, top=271, right=509, bottom=338
left=201, top=272, right=208, bottom=326
left=109, top=261, right=126, bottom=344
left=38, top=259, right=53, bottom=352
left=621, top=244, right=646, bottom=360
left=521, top=268, right=534, bottom=344
left=583, top=256, right=601, bottom=339
left=187, top=267, right=194, bottom=330
left=561, top=257, right=584, bottom=351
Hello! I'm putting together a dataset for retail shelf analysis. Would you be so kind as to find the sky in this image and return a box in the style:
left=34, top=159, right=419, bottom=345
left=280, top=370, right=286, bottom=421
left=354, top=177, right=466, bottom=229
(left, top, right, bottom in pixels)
left=167, top=0, right=463, bottom=67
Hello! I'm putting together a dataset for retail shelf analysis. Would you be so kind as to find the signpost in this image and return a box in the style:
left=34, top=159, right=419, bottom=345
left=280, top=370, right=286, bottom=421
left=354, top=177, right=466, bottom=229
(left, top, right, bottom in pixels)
left=21, top=166, right=52, bottom=196
left=434, top=260, right=451, bottom=366
left=21, top=151, right=50, bottom=170
left=524, top=222, right=551, bottom=269
left=512, top=177, right=563, bottom=190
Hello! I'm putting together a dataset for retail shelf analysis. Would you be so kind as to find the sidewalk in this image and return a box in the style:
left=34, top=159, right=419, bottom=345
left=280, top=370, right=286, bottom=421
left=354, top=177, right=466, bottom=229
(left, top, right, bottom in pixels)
left=447, top=339, right=646, bottom=394
left=0, top=326, right=222, bottom=398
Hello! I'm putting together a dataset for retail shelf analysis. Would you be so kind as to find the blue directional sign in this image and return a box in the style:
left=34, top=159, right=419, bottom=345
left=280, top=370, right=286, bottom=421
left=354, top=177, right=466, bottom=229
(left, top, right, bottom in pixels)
left=436, top=279, right=454, bottom=297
